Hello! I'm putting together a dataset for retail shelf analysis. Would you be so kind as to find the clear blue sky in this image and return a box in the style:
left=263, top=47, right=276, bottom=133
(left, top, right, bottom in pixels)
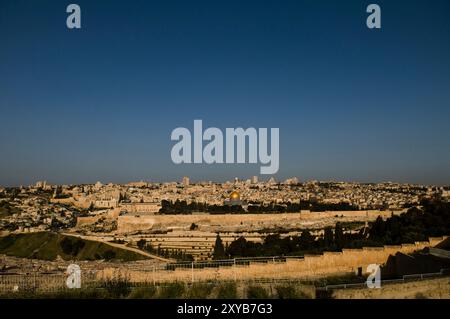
left=1, top=0, right=449, bottom=186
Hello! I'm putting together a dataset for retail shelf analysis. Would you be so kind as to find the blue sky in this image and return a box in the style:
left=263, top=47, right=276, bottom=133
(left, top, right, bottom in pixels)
left=0, top=0, right=449, bottom=186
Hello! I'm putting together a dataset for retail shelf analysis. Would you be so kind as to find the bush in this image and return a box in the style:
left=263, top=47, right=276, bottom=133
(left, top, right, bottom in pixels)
left=186, top=283, right=214, bottom=299
left=275, top=285, right=299, bottom=299
left=158, top=282, right=186, bottom=299
left=137, top=239, right=146, bottom=250
left=216, top=282, right=237, bottom=299
left=315, top=289, right=334, bottom=299
left=0, top=289, right=107, bottom=299
left=246, top=285, right=270, bottom=299
left=60, top=237, right=85, bottom=256
left=102, top=250, right=116, bottom=261
left=102, top=274, right=131, bottom=298
left=128, top=286, right=157, bottom=299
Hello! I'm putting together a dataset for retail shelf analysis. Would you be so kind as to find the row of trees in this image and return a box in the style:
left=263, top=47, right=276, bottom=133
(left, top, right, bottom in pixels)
left=159, top=200, right=244, bottom=214
left=215, top=199, right=450, bottom=258
left=369, top=199, right=450, bottom=244
left=247, top=201, right=358, bottom=213
left=212, top=222, right=359, bottom=259
left=137, top=239, right=194, bottom=262
left=159, top=199, right=358, bottom=215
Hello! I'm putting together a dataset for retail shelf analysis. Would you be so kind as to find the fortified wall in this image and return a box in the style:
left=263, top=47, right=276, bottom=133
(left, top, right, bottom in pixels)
left=115, top=210, right=402, bottom=234
left=76, top=208, right=120, bottom=228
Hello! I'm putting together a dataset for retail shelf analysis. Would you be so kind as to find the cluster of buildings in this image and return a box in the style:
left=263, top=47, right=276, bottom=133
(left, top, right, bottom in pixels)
left=0, top=177, right=448, bottom=234
left=0, top=193, right=75, bottom=234
left=59, top=177, right=442, bottom=210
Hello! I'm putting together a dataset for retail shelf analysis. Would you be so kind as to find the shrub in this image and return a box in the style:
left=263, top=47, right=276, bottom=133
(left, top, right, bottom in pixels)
left=137, top=239, right=146, bottom=250
left=59, top=237, right=85, bottom=256
left=102, top=274, right=131, bottom=298
left=246, top=285, right=270, bottom=299
left=275, top=285, right=298, bottom=299
left=0, top=289, right=106, bottom=299
left=216, top=282, right=237, bottom=299
left=128, top=286, right=157, bottom=299
left=186, top=283, right=214, bottom=299
left=102, top=250, right=116, bottom=261
left=60, top=237, right=74, bottom=255
left=158, top=282, right=186, bottom=299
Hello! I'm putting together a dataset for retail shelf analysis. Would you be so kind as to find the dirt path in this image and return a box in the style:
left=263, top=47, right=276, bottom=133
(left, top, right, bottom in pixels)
left=61, top=232, right=172, bottom=263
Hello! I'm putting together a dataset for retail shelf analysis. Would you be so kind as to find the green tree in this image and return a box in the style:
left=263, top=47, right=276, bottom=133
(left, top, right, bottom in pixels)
left=334, top=222, right=345, bottom=249
left=323, top=226, right=334, bottom=248
left=103, top=250, right=116, bottom=260
left=369, top=216, right=385, bottom=241
left=137, top=239, right=146, bottom=250
left=299, top=230, right=315, bottom=250
left=213, top=234, right=226, bottom=260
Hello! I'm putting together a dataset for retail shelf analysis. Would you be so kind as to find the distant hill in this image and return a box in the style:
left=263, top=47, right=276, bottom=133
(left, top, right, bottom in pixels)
left=0, top=232, right=147, bottom=261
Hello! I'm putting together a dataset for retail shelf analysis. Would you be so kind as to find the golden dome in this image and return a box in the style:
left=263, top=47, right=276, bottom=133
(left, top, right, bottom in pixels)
left=230, top=191, right=240, bottom=200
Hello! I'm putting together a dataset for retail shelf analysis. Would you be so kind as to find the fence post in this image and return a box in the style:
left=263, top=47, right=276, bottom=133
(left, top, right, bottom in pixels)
left=153, top=266, right=156, bottom=285
left=233, top=258, right=237, bottom=281
left=191, top=262, right=194, bottom=283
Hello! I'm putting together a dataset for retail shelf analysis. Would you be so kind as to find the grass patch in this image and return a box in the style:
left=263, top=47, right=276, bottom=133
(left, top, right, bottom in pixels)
left=0, top=232, right=146, bottom=261
left=275, top=285, right=298, bottom=299
left=128, top=286, right=158, bottom=299
left=275, top=284, right=311, bottom=299
left=0, top=289, right=107, bottom=299
left=101, top=275, right=132, bottom=298
left=215, top=282, right=237, bottom=299
left=157, top=282, right=186, bottom=298
left=246, top=285, right=270, bottom=299
left=186, top=283, right=214, bottom=299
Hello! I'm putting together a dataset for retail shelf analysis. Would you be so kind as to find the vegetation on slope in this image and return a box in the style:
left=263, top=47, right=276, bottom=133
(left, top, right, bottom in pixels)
left=0, top=279, right=318, bottom=299
left=0, top=232, right=147, bottom=261
left=159, top=199, right=358, bottom=214
left=225, top=199, right=450, bottom=257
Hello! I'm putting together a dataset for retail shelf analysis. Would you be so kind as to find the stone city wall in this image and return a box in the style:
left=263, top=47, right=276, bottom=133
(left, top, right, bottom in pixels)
left=76, top=209, right=121, bottom=227
left=116, top=210, right=402, bottom=234
left=50, top=197, right=92, bottom=209
left=119, top=203, right=161, bottom=214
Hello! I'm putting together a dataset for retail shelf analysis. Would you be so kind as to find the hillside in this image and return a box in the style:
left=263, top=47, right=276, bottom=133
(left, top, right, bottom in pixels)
left=0, top=232, right=147, bottom=262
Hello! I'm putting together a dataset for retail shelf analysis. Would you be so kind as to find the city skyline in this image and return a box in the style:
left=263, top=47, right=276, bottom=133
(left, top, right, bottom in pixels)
left=3, top=175, right=449, bottom=189
left=1, top=0, right=450, bottom=186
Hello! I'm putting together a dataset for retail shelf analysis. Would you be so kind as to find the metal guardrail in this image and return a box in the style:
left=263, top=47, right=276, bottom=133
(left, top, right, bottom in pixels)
left=321, top=268, right=450, bottom=291
left=1, top=252, right=449, bottom=294
left=162, top=255, right=304, bottom=270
